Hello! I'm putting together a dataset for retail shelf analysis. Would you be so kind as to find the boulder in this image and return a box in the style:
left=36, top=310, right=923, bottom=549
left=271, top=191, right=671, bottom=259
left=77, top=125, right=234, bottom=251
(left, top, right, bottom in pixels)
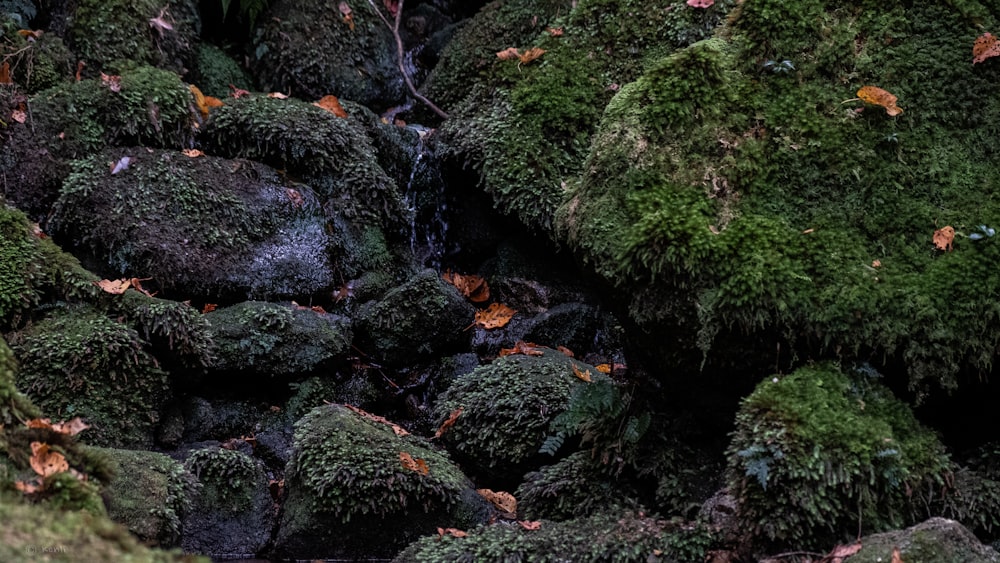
left=847, top=518, right=1000, bottom=563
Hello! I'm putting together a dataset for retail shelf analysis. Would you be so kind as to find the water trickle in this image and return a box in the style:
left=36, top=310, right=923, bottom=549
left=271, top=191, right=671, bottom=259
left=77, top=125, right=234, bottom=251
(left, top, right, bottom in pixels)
left=403, top=133, right=448, bottom=270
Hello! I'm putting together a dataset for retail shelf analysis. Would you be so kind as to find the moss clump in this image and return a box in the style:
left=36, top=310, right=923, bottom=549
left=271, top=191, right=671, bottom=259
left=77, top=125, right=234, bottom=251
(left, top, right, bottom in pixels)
left=114, top=292, right=216, bottom=370
left=51, top=148, right=333, bottom=299
left=847, top=517, right=1000, bottom=563
left=99, top=448, right=198, bottom=547
left=252, top=0, right=402, bottom=108
left=1, top=28, right=74, bottom=93
left=11, top=306, right=171, bottom=448
left=0, top=335, right=38, bottom=426
left=393, top=510, right=717, bottom=563
left=191, top=44, right=251, bottom=99
left=183, top=447, right=262, bottom=512
left=205, top=301, right=351, bottom=377
left=0, top=205, right=41, bottom=326
left=433, top=348, right=611, bottom=482
left=0, top=495, right=208, bottom=563
left=274, top=404, right=487, bottom=559
left=200, top=95, right=410, bottom=229
left=286, top=375, right=380, bottom=420
left=726, top=364, right=952, bottom=551
left=67, top=0, right=200, bottom=75
left=515, top=451, right=636, bottom=521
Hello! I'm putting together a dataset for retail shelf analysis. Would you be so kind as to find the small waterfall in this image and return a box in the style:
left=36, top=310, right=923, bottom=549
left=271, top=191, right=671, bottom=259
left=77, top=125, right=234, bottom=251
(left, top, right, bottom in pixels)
left=403, top=134, right=448, bottom=270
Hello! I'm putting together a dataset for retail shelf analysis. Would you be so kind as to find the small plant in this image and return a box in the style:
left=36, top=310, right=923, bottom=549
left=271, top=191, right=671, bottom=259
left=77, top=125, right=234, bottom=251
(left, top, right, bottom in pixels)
left=968, top=224, right=996, bottom=241
left=763, top=59, right=795, bottom=73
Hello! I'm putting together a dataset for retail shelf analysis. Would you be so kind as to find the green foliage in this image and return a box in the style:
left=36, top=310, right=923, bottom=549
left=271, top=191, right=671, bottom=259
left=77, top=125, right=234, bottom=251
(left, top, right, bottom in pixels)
left=11, top=306, right=171, bottom=448
left=184, top=446, right=261, bottom=511
left=725, top=364, right=953, bottom=550
left=515, top=451, right=636, bottom=521
left=44, top=471, right=107, bottom=516
left=0, top=205, right=41, bottom=325
left=115, top=292, right=216, bottom=369
left=201, top=96, right=410, bottom=228
left=219, top=0, right=269, bottom=29
left=0, top=335, right=39, bottom=426
left=393, top=510, right=717, bottom=563
left=68, top=0, right=200, bottom=74
left=192, top=43, right=251, bottom=99
left=1, top=29, right=74, bottom=93
left=285, top=404, right=476, bottom=524
left=434, top=349, right=608, bottom=481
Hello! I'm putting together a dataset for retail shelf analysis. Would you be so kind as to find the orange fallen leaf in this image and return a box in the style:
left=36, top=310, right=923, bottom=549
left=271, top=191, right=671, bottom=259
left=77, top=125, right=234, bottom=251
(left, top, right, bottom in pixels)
left=345, top=404, right=410, bottom=436
left=545, top=27, right=563, bottom=36
left=17, top=29, right=44, bottom=40
left=572, top=364, right=593, bottom=383
left=338, top=2, right=355, bottom=31
left=399, top=451, right=430, bottom=475
left=229, top=84, right=250, bottom=98
left=0, top=61, right=11, bottom=84
left=499, top=340, right=544, bottom=357
left=204, top=95, right=224, bottom=108
left=872, top=259, right=881, bottom=268
left=75, top=60, right=85, bottom=81
left=129, top=277, right=155, bottom=297
left=496, top=47, right=521, bottom=61
left=30, top=442, right=69, bottom=477
left=100, top=72, right=121, bottom=92
left=595, top=363, right=612, bottom=374
left=15, top=479, right=42, bottom=494
left=95, top=278, right=131, bottom=294
left=973, top=32, right=1000, bottom=64
left=267, top=92, right=289, bottom=99
left=933, top=225, right=955, bottom=251
left=442, top=271, right=490, bottom=303
left=475, top=303, right=517, bottom=330
left=556, top=346, right=574, bottom=357
left=183, top=148, right=204, bottom=158
left=434, top=407, right=462, bottom=439
left=891, top=546, right=905, bottom=563
left=477, top=489, right=517, bottom=514
left=517, top=47, right=546, bottom=64
left=314, top=94, right=348, bottom=118
left=26, top=417, right=90, bottom=436
left=857, top=86, right=903, bottom=116
left=11, top=109, right=26, bottom=123
left=202, top=303, right=217, bottom=314
left=518, top=520, right=542, bottom=530
left=310, top=305, right=328, bottom=314
left=437, top=527, right=468, bottom=538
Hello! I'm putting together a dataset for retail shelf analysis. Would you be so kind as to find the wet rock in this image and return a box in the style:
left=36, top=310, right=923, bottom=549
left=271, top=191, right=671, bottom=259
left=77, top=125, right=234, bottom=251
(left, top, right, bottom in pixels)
left=847, top=518, right=1000, bottom=563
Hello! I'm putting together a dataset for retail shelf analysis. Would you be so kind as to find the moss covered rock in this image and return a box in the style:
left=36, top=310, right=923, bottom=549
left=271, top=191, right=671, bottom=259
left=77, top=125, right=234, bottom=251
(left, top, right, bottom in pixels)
left=515, top=451, right=637, bottom=521
left=433, top=348, right=612, bottom=482
left=10, top=306, right=171, bottom=448
left=99, top=448, right=198, bottom=548
left=725, top=364, right=953, bottom=551
left=273, top=404, right=489, bottom=560
left=0, top=205, right=43, bottom=326
left=848, top=517, right=1000, bottom=563
left=50, top=148, right=334, bottom=301
left=252, top=0, right=403, bottom=109
left=67, top=0, right=200, bottom=75
left=355, top=269, right=474, bottom=367
left=181, top=446, right=273, bottom=557
left=114, top=292, right=216, bottom=371
left=393, top=510, right=716, bottom=563
left=205, top=301, right=351, bottom=378
left=190, top=44, right=251, bottom=99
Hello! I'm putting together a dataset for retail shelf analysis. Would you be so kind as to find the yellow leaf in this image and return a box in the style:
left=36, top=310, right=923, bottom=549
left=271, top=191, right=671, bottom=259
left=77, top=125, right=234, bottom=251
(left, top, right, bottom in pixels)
left=477, top=488, right=517, bottom=513
left=0, top=61, right=11, bottom=84
left=857, top=86, right=903, bottom=116
left=933, top=226, right=955, bottom=251
left=95, top=278, right=131, bottom=294
left=314, top=94, right=348, bottom=118
left=399, top=451, right=430, bottom=475
left=475, top=303, right=517, bottom=330
left=29, top=442, right=68, bottom=477
left=573, top=364, right=593, bottom=383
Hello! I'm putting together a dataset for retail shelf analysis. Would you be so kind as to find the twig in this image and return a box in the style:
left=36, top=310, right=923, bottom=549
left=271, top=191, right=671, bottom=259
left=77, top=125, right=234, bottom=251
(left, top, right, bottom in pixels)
left=366, top=0, right=449, bottom=119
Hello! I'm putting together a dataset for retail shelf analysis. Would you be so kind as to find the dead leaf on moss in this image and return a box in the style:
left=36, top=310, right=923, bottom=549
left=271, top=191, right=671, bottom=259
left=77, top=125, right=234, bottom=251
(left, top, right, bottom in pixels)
left=229, top=84, right=250, bottom=98
left=499, top=340, right=544, bottom=357
left=30, top=442, right=69, bottom=477
left=827, top=542, right=862, bottom=562
left=434, top=407, right=462, bottom=439
left=595, top=363, right=612, bottom=374
left=11, top=108, right=26, bottom=123
left=17, top=29, right=43, bottom=40
left=0, top=61, right=12, bottom=84
left=15, top=479, right=41, bottom=494
left=857, top=86, right=903, bottom=116
left=545, top=27, right=564, bottom=36
left=314, top=94, right=348, bottom=118
left=345, top=404, right=410, bottom=436
left=572, top=363, right=593, bottom=383
left=338, top=2, right=355, bottom=31
left=517, top=47, right=546, bottom=64
left=26, top=417, right=90, bottom=436
left=267, top=92, right=289, bottom=99
left=477, top=488, right=517, bottom=514
left=496, top=47, right=521, bottom=61
left=202, top=303, right=217, bottom=314
left=475, top=303, right=517, bottom=330
left=182, top=148, right=204, bottom=158
left=399, top=451, right=430, bottom=475
left=100, top=72, right=121, bottom=92
left=442, top=271, right=490, bottom=303
left=556, top=345, right=574, bottom=357
left=891, top=546, right=905, bottom=563
left=518, top=520, right=542, bottom=530
left=974, top=32, right=1000, bottom=64
left=437, top=527, right=468, bottom=538
left=933, top=226, right=955, bottom=251
left=95, top=278, right=131, bottom=294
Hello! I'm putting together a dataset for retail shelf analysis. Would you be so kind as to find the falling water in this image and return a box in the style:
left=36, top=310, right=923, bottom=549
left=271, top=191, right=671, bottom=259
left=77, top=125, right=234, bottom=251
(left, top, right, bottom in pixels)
left=403, top=134, right=448, bottom=270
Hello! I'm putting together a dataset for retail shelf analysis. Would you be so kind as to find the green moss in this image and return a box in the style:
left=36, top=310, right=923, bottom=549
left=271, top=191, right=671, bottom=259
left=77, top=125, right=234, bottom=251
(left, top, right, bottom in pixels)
left=434, top=349, right=610, bottom=481
left=725, top=364, right=952, bottom=550
left=11, top=306, right=171, bottom=448
left=191, top=44, right=251, bottom=99
left=114, top=292, right=216, bottom=369
left=0, top=495, right=207, bottom=562
left=515, top=451, right=636, bottom=521
left=205, top=301, right=351, bottom=377
left=286, top=375, right=380, bottom=420
left=0, top=335, right=39, bottom=426
left=68, top=0, right=200, bottom=75
left=2, top=30, right=74, bottom=93
left=99, top=448, right=198, bottom=547
left=183, top=447, right=261, bottom=512
left=393, top=510, right=717, bottom=563
left=0, top=205, right=41, bottom=326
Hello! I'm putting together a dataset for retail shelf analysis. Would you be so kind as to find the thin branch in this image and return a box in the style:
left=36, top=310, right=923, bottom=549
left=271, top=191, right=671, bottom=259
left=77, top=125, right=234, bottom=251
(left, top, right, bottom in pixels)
left=367, top=0, right=449, bottom=119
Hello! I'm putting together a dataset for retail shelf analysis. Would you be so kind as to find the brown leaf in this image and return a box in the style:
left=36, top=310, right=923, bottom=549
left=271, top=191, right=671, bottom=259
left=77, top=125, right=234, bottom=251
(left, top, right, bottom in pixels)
left=437, top=527, right=468, bottom=538
left=11, top=109, right=26, bottom=123
left=518, top=520, right=541, bottom=530
left=857, top=86, right=903, bottom=116
left=572, top=364, right=593, bottom=383
left=475, top=303, right=517, bottom=330
left=26, top=417, right=91, bottom=436
left=477, top=488, right=517, bottom=514
left=545, top=27, right=564, bottom=36
left=0, top=61, right=11, bottom=84
left=974, top=32, right=1000, bottom=64
left=872, top=259, right=882, bottom=268
left=267, top=92, right=289, bottom=99
left=204, top=95, right=225, bottom=108
left=17, top=29, right=44, bottom=40
left=286, top=187, right=304, bottom=207
left=314, top=94, right=348, bottom=118
left=399, top=451, right=430, bottom=475
left=556, top=345, right=574, bottom=357
left=442, top=271, right=490, bottom=303
left=345, top=404, right=410, bottom=436
left=95, top=278, right=131, bottom=294
left=129, top=277, right=156, bottom=297
left=434, top=407, right=463, bottom=439
left=229, top=84, right=251, bottom=99
left=891, top=546, right=905, bottom=563
left=182, top=149, right=204, bottom=158
left=149, top=7, right=174, bottom=36
left=496, top=47, right=521, bottom=61
left=829, top=542, right=862, bottom=558
left=190, top=84, right=211, bottom=119
left=202, top=303, right=217, bottom=314
left=499, top=341, right=544, bottom=357
left=14, top=479, right=42, bottom=494
left=100, top=72, right=122, bottom=92
left=383, top=0, right=400, bottom=17
left=30, top=442, right=69, bottom=477
left=75, top=60, right=85, bottom=82
left=933, top=225, right=955, bottom=251
left=518, top=47, right=546, bottom=64
left=338, top=1, right=355, bottom=30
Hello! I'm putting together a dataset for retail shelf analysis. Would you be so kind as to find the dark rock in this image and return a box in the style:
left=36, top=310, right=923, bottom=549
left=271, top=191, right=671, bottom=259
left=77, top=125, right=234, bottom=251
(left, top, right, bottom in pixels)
left=847, top=518, right=1000, bottom=563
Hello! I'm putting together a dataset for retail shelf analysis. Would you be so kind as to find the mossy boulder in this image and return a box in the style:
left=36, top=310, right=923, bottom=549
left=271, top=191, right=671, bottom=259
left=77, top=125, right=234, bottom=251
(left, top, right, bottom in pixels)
left=114, top=292, right=216, bottom=371
left=286, top=374, right=381, bottom=420
left=515, top=451, right=637, bottom=521
left=0, top=496, right=207, bottom=563
left=200, top=95, right=411, bottom=231
left=50, top=148, right=334, bottom=300
left=252, top=0, right=403, bottom=109
left=99, top=448, right=198, bottom=548
left=272, top=404, right=489, bottom=560
left=725, top=364, right=953, bottom=551
left=0, top=205, right=43, bottom=326
left=393, top=510, right=716, bottom=563
left=190, top=44, right=252, bottom=99
left=67, top=0, right=200, bottom=75
left=10, top=306, right=171, bottom=448
left=205, top=301, right=351, bottom=378
left=355, top=269, right=475, bottom=367
left=848, top=517, right=1000, bottom=563
left=181, top=446, right=273, bottom=557
left=433, top=348, right=612, bottom=483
